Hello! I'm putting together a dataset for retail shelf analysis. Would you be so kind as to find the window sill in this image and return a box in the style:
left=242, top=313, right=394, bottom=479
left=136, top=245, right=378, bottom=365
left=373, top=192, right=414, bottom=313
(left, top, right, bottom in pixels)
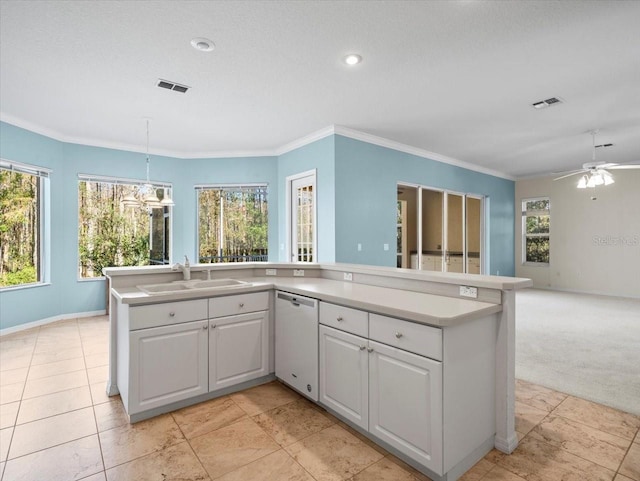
left=522, top=262, right=550, bottom=267
left=0, top=282, right=51, bottom=293
left=77, top=276, right=106, bottom=282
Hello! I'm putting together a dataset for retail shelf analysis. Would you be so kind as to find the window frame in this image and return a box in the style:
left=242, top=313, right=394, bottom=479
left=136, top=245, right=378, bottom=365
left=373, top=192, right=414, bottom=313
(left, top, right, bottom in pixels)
left=0, top=159, right=51, bottom=291
left=521, top=196, right=550, bottom=266
left=195, top=183, right=269, bottom=264
left=77, top=174, right=173, bottom=280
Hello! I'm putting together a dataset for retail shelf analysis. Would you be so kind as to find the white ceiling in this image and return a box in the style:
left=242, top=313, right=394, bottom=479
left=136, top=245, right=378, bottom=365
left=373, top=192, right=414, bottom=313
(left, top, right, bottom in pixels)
left=1, top=0, right=639, bottom=178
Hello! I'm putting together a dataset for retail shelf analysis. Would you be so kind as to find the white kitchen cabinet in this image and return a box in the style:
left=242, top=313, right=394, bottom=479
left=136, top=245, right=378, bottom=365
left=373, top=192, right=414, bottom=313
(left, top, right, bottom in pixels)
left=369, top=340, right=443, bottom=473
left=129, top=319, right=209, bottom=414
left=319, top=325, right=368, bottom=430
left=445, top=255, right=464, bottom=273
left=209, top=311, right=269, bottom=391
left=467, top=258, right=480, bottom=274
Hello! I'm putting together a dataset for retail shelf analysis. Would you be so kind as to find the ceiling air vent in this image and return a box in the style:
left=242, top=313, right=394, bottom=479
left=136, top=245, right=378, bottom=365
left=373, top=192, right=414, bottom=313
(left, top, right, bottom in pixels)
left=157, top=79, right=190, bottom=93
left=531, top=97, right=563, bottom=109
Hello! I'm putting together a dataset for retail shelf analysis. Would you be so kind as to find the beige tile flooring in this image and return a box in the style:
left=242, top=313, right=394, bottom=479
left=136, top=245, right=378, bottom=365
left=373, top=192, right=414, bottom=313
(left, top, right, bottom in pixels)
left=0, top=317, right=638, bottom=481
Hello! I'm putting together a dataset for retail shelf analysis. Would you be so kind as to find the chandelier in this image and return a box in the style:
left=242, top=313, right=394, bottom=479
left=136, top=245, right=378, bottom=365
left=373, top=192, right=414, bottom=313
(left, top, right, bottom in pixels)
left=122, top=119, right=174, bottom=208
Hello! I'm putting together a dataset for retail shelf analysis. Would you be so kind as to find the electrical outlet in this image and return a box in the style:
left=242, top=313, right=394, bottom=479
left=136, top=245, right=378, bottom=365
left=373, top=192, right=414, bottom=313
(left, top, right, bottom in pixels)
left=293, top=269, right=305, bottom=277
left=343, top=272, right=353, bottom=281
left=459, top=286, right=478, bottom=298
left=383, top=243, right=389, bottom=251
left=265, top=269, right=277, bottom=276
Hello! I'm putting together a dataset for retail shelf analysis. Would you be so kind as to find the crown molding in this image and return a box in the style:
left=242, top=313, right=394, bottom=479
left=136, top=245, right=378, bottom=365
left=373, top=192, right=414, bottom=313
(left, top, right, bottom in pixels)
left=1, top=114, right=513, bottom=179
left=333, top=125, right=515, bottom=181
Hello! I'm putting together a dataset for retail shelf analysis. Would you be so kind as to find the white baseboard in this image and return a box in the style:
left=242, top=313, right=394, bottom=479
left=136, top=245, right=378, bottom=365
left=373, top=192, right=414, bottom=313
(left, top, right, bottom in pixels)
left=0, top=310, right=107, bottom=337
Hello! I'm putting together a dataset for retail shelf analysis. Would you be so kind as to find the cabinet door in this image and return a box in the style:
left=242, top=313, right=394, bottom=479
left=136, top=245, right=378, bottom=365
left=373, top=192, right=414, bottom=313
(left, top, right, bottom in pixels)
left=319, top=326, right=368, bottom=430
left=129, top=320, right=208, bottom=414
left=209, top=311, right=268, bottom=391
left=369, top=340, right=443, bottom=474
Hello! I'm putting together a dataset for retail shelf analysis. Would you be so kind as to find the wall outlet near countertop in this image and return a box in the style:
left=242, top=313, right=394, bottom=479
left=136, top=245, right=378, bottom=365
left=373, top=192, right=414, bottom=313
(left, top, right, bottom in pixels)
left=293, top=269, right=305, bottom=277
left=459, top=286, right=478, bottom=298
left=265, top=269, right=277, bottom=276
left=343, top=272, right=353, bottom=281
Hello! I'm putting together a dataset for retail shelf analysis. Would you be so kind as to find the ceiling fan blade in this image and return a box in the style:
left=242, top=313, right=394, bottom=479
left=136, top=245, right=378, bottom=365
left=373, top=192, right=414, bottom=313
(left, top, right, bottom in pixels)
left=553, top=170, right=586, bottom=181
left=607, top=164, right=640, bottom=170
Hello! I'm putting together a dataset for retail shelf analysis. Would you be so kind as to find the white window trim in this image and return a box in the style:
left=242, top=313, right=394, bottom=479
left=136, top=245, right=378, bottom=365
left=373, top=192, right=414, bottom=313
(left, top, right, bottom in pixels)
left=0, top=158, right=50, bottom=290
left=521, top=197, right=550, bottom=266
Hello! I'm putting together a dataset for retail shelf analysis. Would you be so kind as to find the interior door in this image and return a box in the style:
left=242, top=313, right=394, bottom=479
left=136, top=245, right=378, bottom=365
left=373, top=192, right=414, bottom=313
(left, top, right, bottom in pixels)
left=466, top=196, right=482, bottom=274
left=289, top=172, right=316, bottom=262
left=421, top=189, right=444, bottom=271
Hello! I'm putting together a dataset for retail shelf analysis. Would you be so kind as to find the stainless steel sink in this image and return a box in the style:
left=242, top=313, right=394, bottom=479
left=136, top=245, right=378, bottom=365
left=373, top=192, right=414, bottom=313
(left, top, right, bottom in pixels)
left=137, top=278, right=250, bottom=295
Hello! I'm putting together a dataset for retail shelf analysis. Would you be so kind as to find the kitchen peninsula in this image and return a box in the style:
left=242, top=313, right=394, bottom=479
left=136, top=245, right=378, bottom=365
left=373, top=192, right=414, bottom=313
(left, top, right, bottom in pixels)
left=104, top=262, right=532, bottom=481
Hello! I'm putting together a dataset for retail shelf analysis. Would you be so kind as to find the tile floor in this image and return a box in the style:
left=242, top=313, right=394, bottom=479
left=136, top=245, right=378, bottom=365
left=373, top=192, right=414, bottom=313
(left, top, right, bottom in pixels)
left=0, top=316, right=638, bottom=481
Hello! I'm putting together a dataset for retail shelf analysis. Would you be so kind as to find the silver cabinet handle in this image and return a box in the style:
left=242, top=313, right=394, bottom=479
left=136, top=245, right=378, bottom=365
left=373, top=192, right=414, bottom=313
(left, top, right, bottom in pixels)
left=395, top=332, right=403, bottom=339
left=169, top=312, right=175, bottom=317
left=239, top=303, right=244, bottom=308
left=211, top=324, right=216, bottom=329
left=203, top=325, right=208, bottom=330
left=336, top=316, right=343, bottom=322
left=359, top=345, right=366, bottom=350
left=367, top=347, right=374, bottom=353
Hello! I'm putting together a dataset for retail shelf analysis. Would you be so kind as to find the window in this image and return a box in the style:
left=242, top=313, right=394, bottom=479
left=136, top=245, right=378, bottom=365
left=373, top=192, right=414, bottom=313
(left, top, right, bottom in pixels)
left=197, top=185, right=268, bottom=263
left=0, top=160, right=49, bottom=288
left=78, top=176, right=171, bottom=278
left=522, top=198, right=550, bottom=264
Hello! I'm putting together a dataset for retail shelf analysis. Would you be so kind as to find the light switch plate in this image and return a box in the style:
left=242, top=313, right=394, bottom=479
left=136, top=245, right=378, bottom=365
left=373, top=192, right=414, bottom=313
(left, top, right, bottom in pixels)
left=343, top=272, right=353, bottom=281
left=459, top=286, right=478, bottom=298
left=293, top=269, right=305, bottom=277
left=383, top=243, right=389, bottom=251
left=265, top=269, right=277, bottom=276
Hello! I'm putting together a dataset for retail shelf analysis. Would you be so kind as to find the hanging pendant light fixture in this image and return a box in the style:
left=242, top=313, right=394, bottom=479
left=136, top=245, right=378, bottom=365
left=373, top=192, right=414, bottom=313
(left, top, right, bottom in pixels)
left=122, top=119, right=174, bottom=208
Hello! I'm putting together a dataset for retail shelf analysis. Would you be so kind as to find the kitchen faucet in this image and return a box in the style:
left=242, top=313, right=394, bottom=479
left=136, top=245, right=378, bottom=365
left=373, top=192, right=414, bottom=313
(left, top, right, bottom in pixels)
left=172, top=255, right=191, bottom=281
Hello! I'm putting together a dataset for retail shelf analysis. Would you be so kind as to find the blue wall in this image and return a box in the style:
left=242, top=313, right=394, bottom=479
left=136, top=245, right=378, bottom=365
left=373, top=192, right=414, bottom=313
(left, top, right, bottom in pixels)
left=1, top=123, right=515, bottom=330
left=0, top=122, right=277, bottom=330
left=334, top=135, right=515, bottom=275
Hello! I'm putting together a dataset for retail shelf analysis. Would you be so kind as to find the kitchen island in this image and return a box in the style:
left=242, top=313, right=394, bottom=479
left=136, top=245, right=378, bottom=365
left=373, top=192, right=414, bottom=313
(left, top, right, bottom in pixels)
left=105, top=262, right=531, bottom=481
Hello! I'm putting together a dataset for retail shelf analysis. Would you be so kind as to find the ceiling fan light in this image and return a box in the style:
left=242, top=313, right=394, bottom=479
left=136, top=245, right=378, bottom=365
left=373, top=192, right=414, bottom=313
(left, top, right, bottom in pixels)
left=577, top=175, right=588, bottom=189
left=603, top=172, right=615, bottom=185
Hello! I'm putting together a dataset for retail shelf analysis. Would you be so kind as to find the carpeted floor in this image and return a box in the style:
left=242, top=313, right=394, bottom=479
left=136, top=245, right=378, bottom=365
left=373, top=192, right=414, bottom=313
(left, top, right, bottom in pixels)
left=516, top=288, right=640, bottom=416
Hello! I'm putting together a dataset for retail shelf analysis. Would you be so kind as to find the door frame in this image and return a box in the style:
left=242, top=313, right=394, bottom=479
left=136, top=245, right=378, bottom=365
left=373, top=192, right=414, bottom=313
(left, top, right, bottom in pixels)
left=286, top=169, right=317, bottom=263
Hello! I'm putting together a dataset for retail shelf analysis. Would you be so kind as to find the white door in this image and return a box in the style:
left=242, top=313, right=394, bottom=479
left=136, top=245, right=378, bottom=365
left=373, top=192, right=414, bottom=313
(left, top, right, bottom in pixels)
left=129, top=319, right=209, bottom=414
left=288, top=170, right=316, bottom=262
left=368, top=340, right=443, bottom=475
left=319, top=326, right=369, bottom=430
left=209, top=311, right=269, bottom=391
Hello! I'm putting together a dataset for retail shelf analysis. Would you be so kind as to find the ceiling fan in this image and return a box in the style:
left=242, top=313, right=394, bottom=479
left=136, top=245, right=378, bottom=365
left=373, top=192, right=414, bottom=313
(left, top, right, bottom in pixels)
left=553, top=131, right=640, bottom=188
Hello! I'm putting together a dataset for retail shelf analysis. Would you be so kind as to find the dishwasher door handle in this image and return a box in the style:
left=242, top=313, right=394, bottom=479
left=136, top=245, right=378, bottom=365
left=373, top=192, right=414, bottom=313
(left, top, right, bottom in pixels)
left=277, top=292, right=316, bottom=308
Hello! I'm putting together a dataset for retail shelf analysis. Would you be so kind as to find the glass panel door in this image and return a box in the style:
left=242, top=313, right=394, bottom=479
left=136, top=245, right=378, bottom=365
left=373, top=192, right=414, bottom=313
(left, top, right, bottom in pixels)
left=290, top=174, right=316, bottom=262
left=421, top=189, right=444, bottom=272
left=445, top=193, right=464, bottom=273
left=397, top=185, right=418, bottom=269
left=466, top=197, right=482, bottom=274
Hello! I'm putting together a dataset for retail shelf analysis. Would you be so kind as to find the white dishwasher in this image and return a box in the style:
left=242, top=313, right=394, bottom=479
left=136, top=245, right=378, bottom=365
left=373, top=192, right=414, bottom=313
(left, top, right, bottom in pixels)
left=275, top=291, right=319, bottom=401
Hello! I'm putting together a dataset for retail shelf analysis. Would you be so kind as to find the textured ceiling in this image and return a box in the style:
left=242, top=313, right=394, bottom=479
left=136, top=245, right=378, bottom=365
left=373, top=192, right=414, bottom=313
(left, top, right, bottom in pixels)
left=1, top=0, right=639, bottom=178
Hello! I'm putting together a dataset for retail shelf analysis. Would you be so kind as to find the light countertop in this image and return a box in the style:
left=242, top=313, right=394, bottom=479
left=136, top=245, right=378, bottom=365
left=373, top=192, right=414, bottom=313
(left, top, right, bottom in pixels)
left=111, top=277, right=503, bottom=327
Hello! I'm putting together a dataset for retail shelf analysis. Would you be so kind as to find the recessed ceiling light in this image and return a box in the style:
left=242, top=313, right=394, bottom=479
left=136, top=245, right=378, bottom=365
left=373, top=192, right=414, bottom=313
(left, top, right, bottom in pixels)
left=343, top=54, right=362, bottom=66
left=191, top=37, right=215, bottom=52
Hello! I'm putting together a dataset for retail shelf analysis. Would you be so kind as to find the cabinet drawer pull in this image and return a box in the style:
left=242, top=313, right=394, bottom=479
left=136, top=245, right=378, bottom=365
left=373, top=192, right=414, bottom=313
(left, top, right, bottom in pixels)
left=211, top=324, right=216, bottom=329
left=169, top=312, right=175, bottom=317
left=367, top=347, right=374, bottom=353
left=336, top=316, right=343, bottom=322
left=203, top=325, right=208, bottom=330
left=395, top=332, right=403, bottom=339
left=359, top=345, right=366, bottom=350
left=239, top=303, right=245, bottom=308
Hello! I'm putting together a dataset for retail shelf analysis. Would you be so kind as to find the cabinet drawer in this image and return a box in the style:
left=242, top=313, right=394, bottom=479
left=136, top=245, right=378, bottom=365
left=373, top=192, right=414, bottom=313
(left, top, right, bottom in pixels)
left=320, top=302, right=368, bottom=337
left=369, top=314, right=442, bottom=361
left=209, top=291, right=269, bottom=318
left=130, top=299, right=208, bottom=330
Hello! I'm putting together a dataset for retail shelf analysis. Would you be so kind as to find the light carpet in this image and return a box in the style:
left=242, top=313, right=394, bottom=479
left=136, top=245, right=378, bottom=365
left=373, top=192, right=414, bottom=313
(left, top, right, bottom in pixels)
left=516, top=288, right=640, bottom=416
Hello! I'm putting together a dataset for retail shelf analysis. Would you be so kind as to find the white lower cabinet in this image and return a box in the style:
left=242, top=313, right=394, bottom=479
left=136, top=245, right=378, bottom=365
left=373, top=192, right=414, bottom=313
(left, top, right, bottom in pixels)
left=319, top=325, right=368, bottom=430
left=368, top=340, right=442, bottom=473
left=209, top=311, right=269, bottom=391
left=129, top=319, right=209, bottom=414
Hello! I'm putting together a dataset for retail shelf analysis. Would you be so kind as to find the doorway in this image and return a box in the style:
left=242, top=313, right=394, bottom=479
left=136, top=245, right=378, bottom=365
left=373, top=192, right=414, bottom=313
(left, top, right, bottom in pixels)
left=287, top=170, right=317, bottom=262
